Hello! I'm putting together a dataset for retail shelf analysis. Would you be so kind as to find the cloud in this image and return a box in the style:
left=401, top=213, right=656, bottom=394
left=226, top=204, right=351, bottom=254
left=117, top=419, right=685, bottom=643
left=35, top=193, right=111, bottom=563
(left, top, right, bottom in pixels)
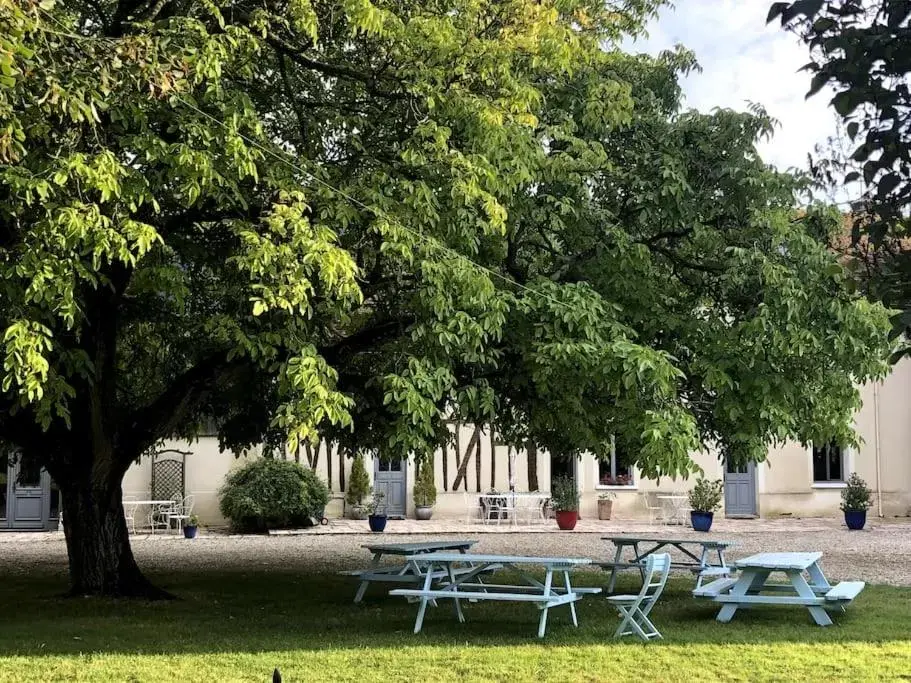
left=625, top=0, right=839, bottom=172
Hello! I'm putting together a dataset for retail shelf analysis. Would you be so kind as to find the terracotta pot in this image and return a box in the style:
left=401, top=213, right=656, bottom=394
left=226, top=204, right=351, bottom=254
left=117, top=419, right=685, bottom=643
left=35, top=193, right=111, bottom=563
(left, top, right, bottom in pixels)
left=597, top=499, right=613, bottom=520
left=555, top=510, right=578, bottom=530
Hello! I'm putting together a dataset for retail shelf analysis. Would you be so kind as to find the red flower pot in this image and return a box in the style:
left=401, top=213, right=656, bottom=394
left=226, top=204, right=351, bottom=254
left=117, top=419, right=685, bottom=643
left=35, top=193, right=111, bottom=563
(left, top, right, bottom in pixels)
left=555, top=510, right=578, bottom=530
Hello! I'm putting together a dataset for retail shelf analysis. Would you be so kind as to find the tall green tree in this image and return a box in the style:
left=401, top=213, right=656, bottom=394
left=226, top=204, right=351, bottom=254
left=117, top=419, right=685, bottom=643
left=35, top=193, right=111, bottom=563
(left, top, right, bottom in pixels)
left=768, top=0, right=911, bottom=336
left=0, top=0, right=891, bottom=597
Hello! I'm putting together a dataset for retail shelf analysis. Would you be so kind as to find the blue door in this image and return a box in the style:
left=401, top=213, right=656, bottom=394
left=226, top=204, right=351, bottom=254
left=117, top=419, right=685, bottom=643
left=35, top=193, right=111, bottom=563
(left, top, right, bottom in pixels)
left=374, top=458, right=407, bottom=518
left=724, top=461, right=757, bottom=517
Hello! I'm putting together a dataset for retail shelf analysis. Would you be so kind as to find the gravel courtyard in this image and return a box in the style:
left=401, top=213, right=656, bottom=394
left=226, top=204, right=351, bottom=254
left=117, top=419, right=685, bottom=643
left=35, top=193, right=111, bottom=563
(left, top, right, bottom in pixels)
left=4, top=517, right=911, bottom=586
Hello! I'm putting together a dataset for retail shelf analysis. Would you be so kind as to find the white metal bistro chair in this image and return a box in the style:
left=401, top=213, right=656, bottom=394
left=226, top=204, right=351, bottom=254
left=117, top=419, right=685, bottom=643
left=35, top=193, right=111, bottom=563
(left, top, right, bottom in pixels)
left=607, top=552, right=671, bottom=641
left=463, top=491, right=483, bottom=524
left=166, top=495, right=195, bottom=532
left=122, top=497, right=139, bottom=535
left=149, top=501, right=176, bottom=534
left=639, top=492, right=664, bottom=525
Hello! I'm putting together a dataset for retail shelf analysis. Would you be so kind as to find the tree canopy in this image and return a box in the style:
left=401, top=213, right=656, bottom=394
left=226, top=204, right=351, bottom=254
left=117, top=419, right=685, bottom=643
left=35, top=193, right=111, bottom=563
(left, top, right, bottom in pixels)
left=0, top=0, right=892, bottom=595
left=768, top=0, right=911, bottom=335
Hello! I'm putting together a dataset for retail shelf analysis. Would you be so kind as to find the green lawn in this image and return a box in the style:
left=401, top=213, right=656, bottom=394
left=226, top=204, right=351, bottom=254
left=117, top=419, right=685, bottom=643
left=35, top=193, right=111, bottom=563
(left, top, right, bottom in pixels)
left=0, top=568, right=909, bottom=682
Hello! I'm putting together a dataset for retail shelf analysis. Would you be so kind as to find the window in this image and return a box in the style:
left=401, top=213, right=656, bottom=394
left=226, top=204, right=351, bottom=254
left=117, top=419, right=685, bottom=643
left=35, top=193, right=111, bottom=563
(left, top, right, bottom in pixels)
left=812, top=442, right=844, bottom=483
left=598, top=438, right=634, bottom=487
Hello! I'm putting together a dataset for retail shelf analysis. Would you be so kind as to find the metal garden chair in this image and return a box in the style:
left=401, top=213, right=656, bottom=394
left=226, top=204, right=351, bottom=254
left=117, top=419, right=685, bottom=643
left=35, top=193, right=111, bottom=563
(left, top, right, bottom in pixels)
left=122, top=497, right=138, bottom=534
left=607, top=552, right=671, bottom=641
left=166, top=495, right=195, bottom=532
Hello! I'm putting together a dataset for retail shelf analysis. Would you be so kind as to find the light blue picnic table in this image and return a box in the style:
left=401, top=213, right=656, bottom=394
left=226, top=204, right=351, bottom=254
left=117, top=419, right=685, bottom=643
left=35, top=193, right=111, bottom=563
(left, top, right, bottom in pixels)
left=600, top=535, right=735, bottom=592
left=340, top=540, right=478, bottom=603
left=390, top=553, right=602, bottom=638
left=693, top=551, right=865, bottom=626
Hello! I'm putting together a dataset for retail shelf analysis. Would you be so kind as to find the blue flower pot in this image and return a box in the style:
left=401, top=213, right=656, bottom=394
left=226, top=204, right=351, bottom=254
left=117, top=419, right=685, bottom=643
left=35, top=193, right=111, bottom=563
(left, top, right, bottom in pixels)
left=844, top=510, right=866, bottom=530
left=183, top=526, right=198, bottom=539
left=368, top=514, right=387, bottom=533
left=690, top=511, right=714, bottom=532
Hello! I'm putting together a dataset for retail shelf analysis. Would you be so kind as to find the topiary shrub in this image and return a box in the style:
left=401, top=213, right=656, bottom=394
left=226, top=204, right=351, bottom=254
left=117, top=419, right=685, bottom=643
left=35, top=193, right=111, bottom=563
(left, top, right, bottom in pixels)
left=345, top=453, right=371, bottom=509
left=413, top=458, right=437, bottom=507
left=219, top=458, right=330, bottom=532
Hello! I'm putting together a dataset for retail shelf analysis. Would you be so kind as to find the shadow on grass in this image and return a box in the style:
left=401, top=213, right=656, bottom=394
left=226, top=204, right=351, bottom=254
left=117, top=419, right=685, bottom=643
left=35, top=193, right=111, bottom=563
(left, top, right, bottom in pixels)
left=0, top=569, right=908, bottom=657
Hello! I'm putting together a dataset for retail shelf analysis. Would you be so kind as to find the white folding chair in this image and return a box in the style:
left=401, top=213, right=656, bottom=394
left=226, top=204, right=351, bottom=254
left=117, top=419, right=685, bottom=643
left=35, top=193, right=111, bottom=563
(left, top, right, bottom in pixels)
left=607, top=552, right=671, bottom=641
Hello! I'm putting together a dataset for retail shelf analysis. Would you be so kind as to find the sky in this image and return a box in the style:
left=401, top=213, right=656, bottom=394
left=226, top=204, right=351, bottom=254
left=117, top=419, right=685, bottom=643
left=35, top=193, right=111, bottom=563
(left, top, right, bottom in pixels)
left=626, top=0, right=839, bottom=174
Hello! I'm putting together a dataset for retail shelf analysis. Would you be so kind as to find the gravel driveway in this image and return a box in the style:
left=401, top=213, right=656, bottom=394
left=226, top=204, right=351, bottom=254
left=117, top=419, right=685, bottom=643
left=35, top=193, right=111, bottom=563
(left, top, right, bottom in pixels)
left=4, top=520, right=911, bottom=586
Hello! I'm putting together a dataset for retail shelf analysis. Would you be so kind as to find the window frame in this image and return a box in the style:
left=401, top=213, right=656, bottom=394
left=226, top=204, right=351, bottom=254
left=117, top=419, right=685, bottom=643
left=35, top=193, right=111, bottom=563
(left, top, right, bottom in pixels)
left=595, top=437, right=636, bottom=490
left=809, top=442, right=851, bottom=489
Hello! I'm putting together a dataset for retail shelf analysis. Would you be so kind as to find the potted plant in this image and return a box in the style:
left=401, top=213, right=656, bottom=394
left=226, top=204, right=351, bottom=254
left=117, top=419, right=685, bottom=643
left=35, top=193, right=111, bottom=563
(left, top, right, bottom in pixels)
left=840, top=473, right=873, bottom=530
left=551, top=475, right=580, bottom=530
left=367, top=491, right=388, bottom=532
left=183, top=514, right=200, bottom=539
left=346, top=453, right=371, bottom=520
left=413, top=459, right=437, bottom=520
left=597, top=492, right=616, bottom=520
left=687, top=478, right=724, bottom=532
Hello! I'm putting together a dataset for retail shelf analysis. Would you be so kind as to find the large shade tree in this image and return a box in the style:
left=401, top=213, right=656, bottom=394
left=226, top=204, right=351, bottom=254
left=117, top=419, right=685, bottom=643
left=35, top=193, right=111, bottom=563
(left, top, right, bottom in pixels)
left=0, top=0, right=892, bottom=596
left=768, top=0, right=911, bottom=337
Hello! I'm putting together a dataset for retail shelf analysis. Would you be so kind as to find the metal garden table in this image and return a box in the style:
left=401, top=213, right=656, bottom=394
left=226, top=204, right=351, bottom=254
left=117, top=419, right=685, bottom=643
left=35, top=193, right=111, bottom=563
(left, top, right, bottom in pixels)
left=390, top=553, right=602, bottom=638
left=342, top=540, right=478, bottom=603
left=600, top=535, right=734, bottom=592
left=693, top=551, right=865, bottom=626
left=656, top=494, right=689, bottom=526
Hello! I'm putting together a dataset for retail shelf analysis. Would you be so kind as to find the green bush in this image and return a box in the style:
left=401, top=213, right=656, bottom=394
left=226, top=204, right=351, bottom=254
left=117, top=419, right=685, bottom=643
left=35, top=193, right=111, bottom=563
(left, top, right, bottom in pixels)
left=345, top=453, right=371, bottom=507
left=219, top=459, right=330, bottom=532
left=688, top=477, right=724, bottom=513
left=840, top=473, right=873, bottom=512
left=413, top=458, right=437, bottom=507
left=551, top=475, right=579, bottom=512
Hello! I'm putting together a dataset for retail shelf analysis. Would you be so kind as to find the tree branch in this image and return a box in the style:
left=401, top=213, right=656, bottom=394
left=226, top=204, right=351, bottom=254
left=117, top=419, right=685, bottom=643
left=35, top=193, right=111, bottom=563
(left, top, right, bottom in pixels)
left=121, top=352, right=248, bottom=462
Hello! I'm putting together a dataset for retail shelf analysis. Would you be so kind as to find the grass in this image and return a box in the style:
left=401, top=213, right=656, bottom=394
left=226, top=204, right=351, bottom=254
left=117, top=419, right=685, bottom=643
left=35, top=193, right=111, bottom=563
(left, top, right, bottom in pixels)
left=0, top=567, right=909, bottom=682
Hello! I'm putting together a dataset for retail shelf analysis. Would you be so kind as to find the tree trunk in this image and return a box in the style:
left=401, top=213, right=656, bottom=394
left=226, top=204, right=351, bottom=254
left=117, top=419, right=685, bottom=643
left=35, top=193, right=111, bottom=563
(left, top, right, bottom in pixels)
left=59, top=475, right=171, bottom=599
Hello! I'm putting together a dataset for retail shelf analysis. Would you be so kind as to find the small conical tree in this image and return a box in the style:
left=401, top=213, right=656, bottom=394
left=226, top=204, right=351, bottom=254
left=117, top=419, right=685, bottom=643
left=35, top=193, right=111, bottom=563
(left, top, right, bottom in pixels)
left=346, top=453, right=371, bottom=507
left=413, top=458, right=437, bottom=507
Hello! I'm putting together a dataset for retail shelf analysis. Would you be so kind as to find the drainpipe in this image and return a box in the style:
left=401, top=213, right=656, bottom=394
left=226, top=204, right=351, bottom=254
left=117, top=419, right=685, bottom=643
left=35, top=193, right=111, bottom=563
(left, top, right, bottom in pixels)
left=873, top=382, right=884, bottom=518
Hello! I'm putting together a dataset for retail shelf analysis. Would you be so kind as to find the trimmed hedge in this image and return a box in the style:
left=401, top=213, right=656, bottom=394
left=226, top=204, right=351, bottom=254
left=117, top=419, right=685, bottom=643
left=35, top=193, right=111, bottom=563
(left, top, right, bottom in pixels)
left=219, top=459, right=330, bottom=532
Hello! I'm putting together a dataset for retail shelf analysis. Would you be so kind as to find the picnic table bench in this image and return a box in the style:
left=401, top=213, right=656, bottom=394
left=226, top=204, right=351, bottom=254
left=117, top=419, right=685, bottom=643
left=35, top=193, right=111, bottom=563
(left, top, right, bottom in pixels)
left=390, top=553, right=602, bottom=638
left=693, top=551, right=865, bottom=626
left=599, top=535, right=735, bottom=592
left=340, top=540, right=482, bottom=603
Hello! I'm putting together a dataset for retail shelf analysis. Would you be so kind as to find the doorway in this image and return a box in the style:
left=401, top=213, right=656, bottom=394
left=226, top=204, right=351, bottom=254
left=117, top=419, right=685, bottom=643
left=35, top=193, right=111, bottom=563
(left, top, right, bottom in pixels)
left=374, top=457, right=407, bottom=518
left=1, top=453, right=54, bottom=530
left=7, top=458, right=52, bottom=529
left=724, top=460, right=757, bottom=517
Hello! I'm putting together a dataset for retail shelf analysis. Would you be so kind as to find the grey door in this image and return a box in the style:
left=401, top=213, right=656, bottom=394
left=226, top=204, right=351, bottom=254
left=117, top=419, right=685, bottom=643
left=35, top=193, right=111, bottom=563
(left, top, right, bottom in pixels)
left=374, top=458, right=406, bottom=518
left=0, top=458, right=7, bottom=528
left=724, top=460, right=757, bottom=517
left=8, top=460, right=50, bottom=529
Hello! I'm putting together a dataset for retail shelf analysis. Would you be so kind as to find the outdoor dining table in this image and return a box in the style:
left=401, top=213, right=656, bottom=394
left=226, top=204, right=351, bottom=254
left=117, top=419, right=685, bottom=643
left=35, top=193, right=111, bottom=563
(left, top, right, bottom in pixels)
left=656, top=494, right=689, bottom=526
left=693, top=551, right=866, bottom=626
left=341, top=540, right=479, bottom=603
left=389, top=553, right=602, bottom=637
left=600, top=535, right=734, bottom=592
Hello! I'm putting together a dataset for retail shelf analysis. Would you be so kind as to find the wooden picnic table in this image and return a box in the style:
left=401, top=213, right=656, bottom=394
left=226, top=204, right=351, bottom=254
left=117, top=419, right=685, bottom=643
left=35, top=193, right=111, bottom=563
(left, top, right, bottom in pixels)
left=390, top=553, right=602, bottom=638
left=341, top=540, right=479, bottom=603
left=600, top=535, right=734, bottom=592
left=693, top=551, right=865, bottom=626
